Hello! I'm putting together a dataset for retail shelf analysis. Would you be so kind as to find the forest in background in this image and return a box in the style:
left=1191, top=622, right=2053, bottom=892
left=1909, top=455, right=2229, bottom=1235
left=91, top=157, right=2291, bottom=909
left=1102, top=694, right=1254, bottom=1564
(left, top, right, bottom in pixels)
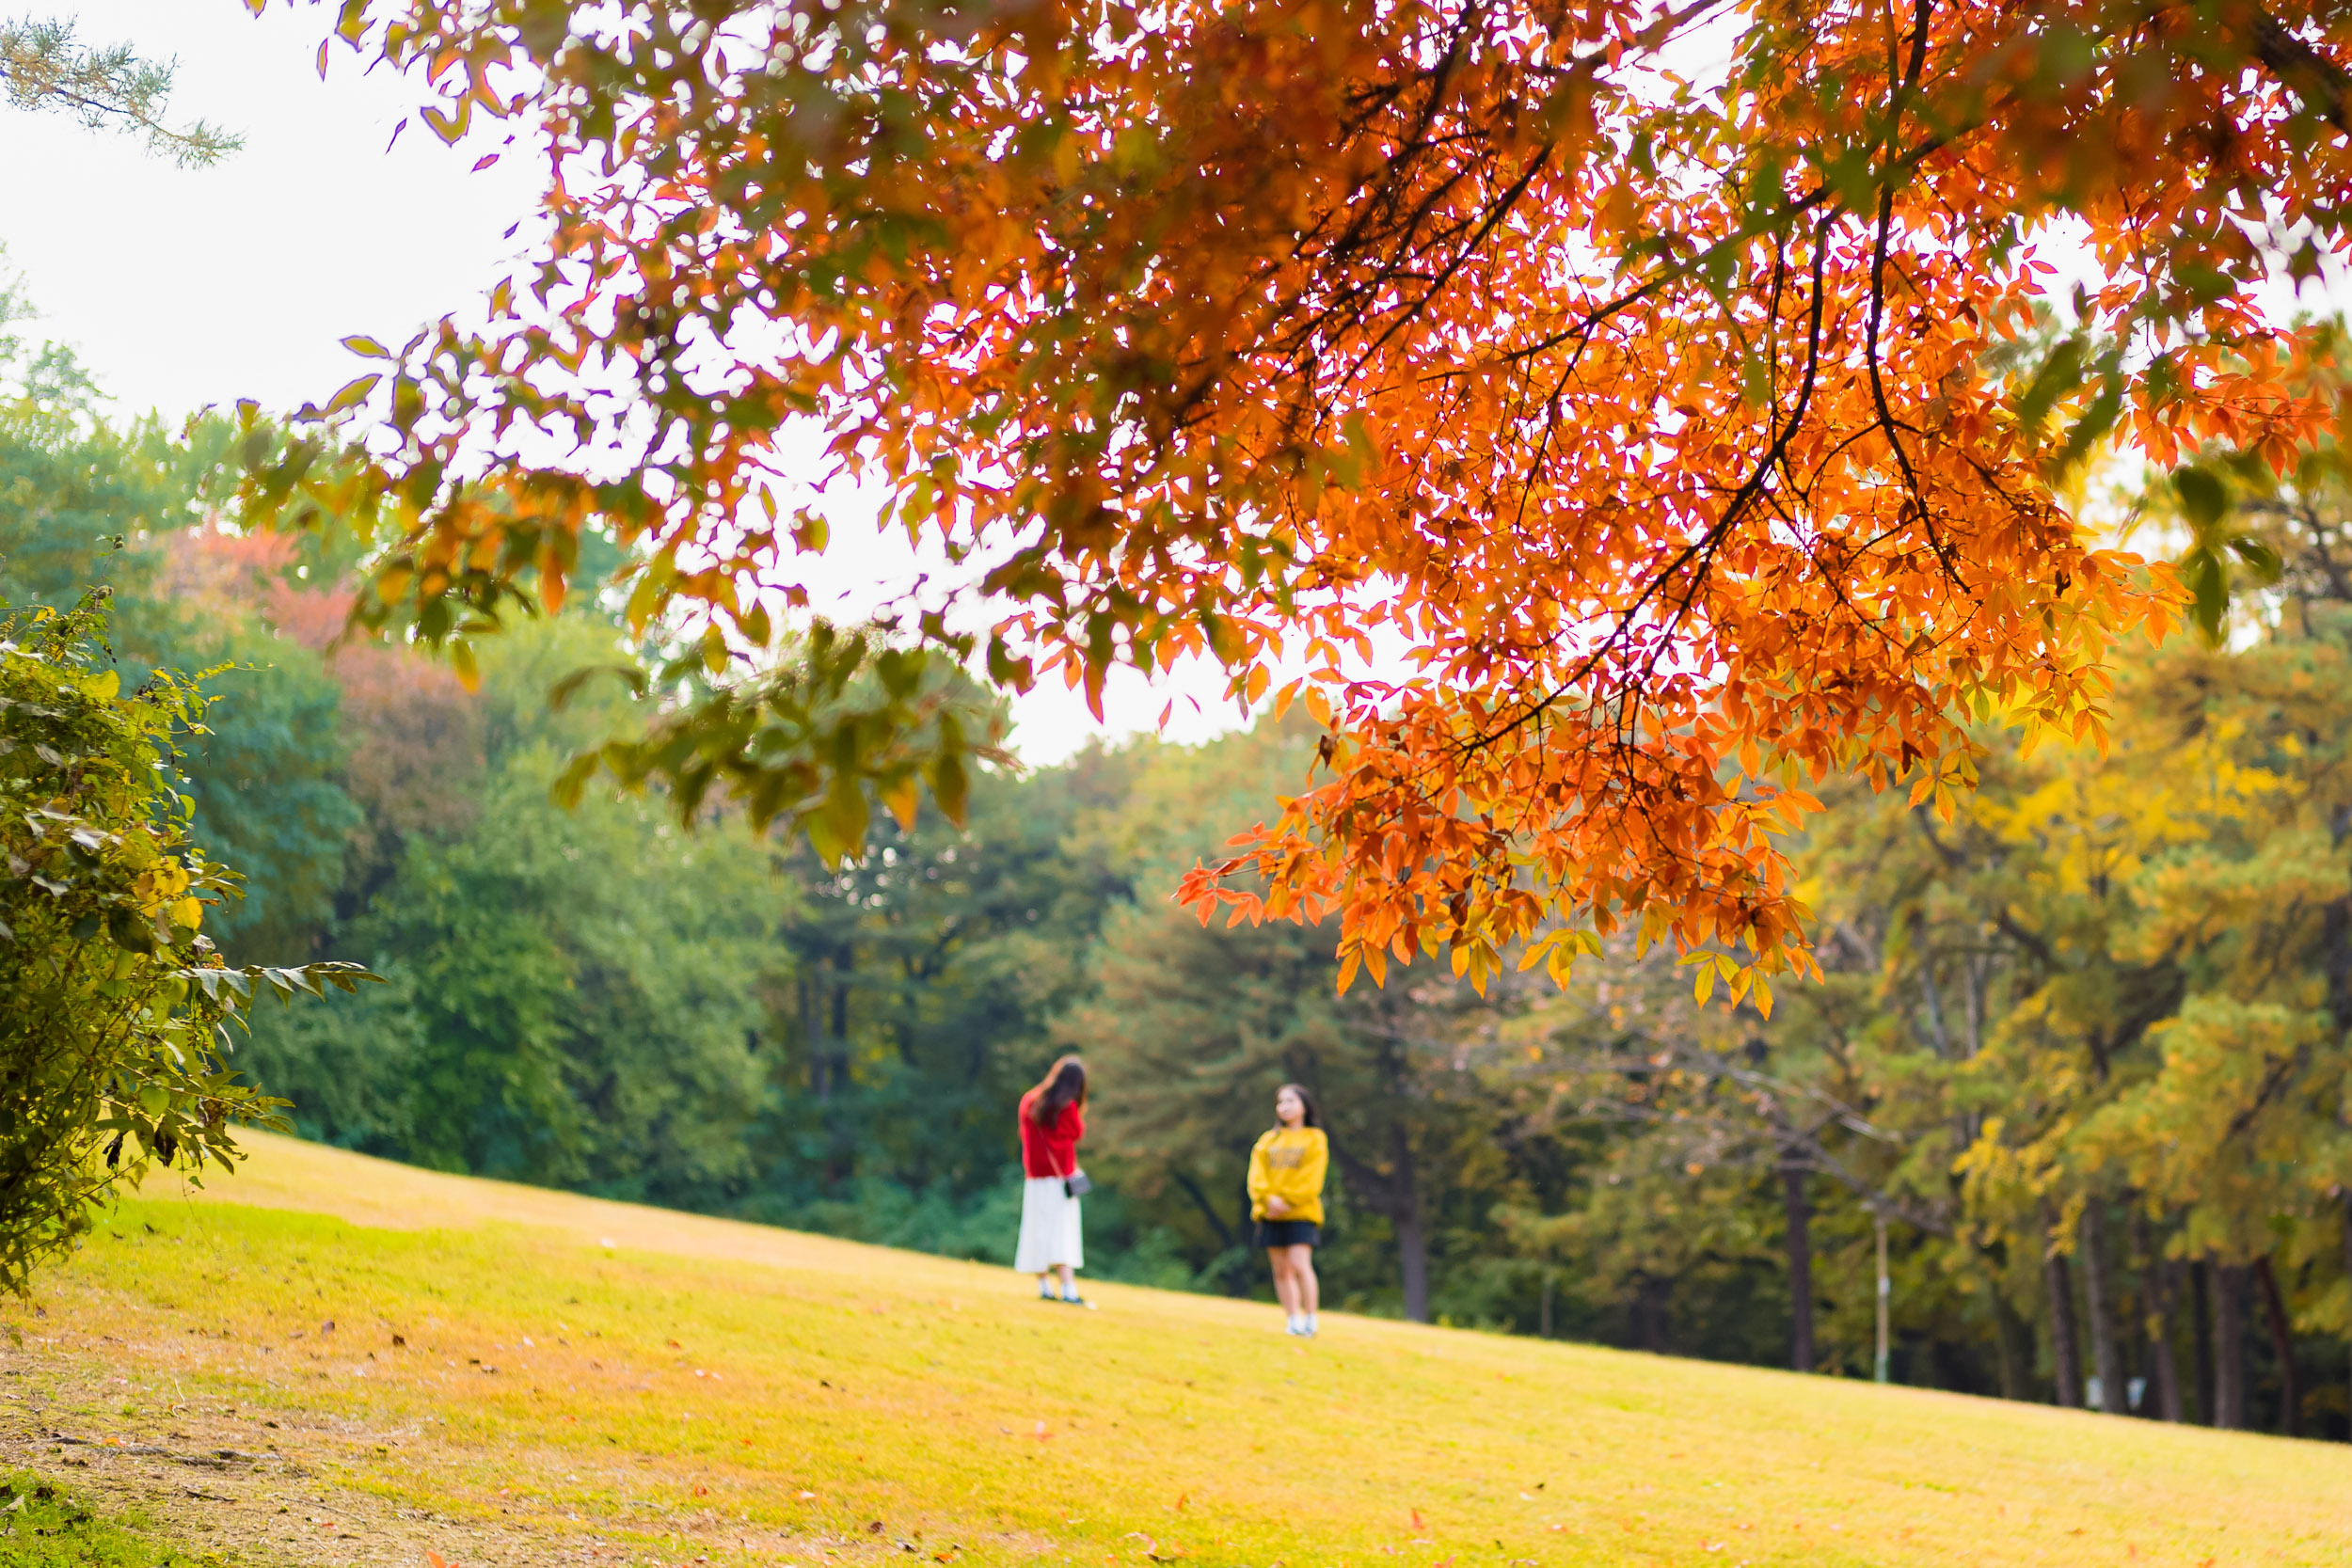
left=8, top=293, right=2352, bottom=1445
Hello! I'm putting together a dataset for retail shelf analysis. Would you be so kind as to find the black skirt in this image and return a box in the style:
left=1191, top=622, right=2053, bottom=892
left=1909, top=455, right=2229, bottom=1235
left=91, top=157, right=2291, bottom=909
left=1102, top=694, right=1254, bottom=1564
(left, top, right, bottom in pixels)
left=1255, top=1219, right=1322, bottom=1248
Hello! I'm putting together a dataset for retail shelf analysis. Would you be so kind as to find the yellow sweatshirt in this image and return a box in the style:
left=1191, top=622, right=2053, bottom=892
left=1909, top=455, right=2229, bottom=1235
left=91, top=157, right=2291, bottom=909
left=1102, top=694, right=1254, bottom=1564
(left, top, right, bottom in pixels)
left=1248, top=1126, right=1329, bottom=1226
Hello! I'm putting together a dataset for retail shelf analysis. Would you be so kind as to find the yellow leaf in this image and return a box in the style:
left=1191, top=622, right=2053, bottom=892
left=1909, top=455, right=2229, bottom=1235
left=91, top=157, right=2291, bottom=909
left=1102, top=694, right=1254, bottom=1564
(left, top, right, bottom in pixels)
left=882, top=775, right=921, bottom=832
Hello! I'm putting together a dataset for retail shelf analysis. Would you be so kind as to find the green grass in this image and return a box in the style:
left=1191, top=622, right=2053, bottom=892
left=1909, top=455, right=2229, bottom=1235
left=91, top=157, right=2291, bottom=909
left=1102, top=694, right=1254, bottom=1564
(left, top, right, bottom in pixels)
left=6, top=1132, right=2351, bottom=1568
left=0, top=1472, right=233, bottom=1566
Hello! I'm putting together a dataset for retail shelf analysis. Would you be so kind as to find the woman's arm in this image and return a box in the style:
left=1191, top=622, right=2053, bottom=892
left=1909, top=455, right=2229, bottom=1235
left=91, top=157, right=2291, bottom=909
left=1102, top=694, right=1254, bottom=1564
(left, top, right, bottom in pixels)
left=1299, top=1131, right=1328, bottom=1198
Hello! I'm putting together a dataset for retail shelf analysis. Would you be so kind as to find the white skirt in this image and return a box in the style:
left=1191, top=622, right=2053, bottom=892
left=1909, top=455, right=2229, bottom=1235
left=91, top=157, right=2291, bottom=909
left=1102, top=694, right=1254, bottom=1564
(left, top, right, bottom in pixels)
left=1013, top=1176, right=1084, bottom=1273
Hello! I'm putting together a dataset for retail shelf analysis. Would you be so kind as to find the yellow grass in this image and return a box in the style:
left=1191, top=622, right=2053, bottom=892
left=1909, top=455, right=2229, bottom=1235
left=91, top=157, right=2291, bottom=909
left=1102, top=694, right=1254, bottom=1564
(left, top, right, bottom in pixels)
left=6, top=1131, right=2349, bottom=1568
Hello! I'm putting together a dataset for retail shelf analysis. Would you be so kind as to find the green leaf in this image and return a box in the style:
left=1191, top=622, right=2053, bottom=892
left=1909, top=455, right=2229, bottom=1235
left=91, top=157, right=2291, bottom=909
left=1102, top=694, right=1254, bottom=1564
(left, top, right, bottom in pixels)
left=2175, top=467, right=2228, bottom=531
left=930, top=749, right=969, bottom=827
left=2183, top=546, right=2228, bottom=637
left=106, top=907, right=157, bottom=954
left=2014, top=337, right=2086, bottom=431
left=321, top=373, right=382, bottom=415
left=2228, top=534, right=2282, bottom=582
left=548, top=663, right=649, bottom=710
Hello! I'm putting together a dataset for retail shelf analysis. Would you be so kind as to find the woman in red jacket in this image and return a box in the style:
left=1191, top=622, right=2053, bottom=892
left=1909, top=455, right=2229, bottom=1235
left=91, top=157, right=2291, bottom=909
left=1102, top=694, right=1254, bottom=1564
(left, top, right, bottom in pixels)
left=1015, top=1054, right=1090, bottom=1306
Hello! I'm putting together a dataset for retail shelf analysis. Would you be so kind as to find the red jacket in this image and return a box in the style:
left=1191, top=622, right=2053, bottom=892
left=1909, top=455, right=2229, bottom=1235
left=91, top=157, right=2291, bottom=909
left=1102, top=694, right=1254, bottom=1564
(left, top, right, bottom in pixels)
left=1018, top=1087, right=1085, bottom=1179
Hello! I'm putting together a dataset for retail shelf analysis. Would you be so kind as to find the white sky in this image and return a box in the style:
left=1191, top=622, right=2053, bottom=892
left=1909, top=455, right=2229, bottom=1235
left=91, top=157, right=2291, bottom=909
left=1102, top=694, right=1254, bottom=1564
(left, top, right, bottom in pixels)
left=0, top=0, right=1245, bottom=764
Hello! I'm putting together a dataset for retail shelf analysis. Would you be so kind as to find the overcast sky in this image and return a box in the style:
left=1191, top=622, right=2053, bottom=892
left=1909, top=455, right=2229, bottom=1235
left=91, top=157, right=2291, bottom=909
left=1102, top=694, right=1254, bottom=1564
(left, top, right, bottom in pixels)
left=0, top=1, right=1250, bottom=764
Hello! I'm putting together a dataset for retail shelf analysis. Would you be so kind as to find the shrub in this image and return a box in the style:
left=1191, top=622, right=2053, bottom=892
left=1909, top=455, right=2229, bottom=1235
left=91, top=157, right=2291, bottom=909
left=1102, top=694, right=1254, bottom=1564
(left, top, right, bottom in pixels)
left=0, top=592, right=369, bottom=1294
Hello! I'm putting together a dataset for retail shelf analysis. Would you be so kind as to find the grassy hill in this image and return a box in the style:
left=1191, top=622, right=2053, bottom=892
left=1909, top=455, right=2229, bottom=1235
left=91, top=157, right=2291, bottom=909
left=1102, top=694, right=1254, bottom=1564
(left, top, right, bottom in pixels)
left=3, top=1133, right=2347, bottom=1568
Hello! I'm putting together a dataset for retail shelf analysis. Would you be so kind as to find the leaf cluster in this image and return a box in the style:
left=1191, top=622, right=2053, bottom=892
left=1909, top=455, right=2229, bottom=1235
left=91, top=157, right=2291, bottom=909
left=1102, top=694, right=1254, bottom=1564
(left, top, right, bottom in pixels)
left=0, top=17, right=241, bottom=166
left=551, top=618, right=1012, bottom=866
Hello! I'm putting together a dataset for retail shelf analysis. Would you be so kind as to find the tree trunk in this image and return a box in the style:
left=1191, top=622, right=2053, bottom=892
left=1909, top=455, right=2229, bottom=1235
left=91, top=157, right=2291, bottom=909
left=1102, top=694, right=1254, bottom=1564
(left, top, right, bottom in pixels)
left=1992, top=1284, right=2030, bottom=1402
left=1782, top=1159, right=1815, bottom=1373
left=2191, top=1259, right=2217, bottom=1424
left=2044, top=1210, right=2083, bottom=1409
left=2148, top=1259, right=2186, bottom=1422
left=2192, top=1259, right=2211, bottom=1419
left=2131, top=1211, right=2184, bottom=1421
left=2342, top=1196, right=2352, bottom=1438
left=2214, top=1262, right=2249, bottom=1431
left=2080, top=1202, right=2128, bottom=1414
left=2254, top=1255, right=2301, bottom=1438
left=1389, top=1120, right=1430, bottom=1323
left=1629, top=1272, right=1672, bottom=1354
left=1169, top=1170, right=1238, bottom=1252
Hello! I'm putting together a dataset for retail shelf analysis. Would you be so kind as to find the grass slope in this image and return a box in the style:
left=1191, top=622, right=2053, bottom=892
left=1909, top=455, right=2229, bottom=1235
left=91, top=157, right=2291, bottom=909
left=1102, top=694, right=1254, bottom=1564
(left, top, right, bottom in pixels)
left=3, top=1132, right=2347, bottom=1568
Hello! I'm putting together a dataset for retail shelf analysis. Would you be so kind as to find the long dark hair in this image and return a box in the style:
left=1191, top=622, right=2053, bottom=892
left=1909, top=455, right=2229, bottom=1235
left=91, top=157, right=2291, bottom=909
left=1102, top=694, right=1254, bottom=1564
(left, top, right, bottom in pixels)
left=1277, top=1082, right=1321, bottom=1130
left=1028, top=1054, right=1088, bottom=1125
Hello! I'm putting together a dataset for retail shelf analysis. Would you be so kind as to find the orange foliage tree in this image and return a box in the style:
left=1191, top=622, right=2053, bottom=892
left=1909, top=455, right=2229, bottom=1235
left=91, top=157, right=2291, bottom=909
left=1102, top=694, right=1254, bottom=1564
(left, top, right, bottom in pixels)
left=242, top=0, right=2352, bottom=994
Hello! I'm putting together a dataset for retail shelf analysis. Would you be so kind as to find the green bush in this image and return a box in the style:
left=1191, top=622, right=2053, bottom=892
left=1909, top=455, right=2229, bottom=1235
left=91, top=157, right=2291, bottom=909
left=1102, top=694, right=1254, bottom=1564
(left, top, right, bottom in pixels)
left=0, top=593, right=369, bottom=1295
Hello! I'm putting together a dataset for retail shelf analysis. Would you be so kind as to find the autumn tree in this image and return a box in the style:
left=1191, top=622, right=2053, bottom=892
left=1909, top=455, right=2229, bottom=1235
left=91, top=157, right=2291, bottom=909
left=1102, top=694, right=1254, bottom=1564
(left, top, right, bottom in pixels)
left=232, top=0, right=2352, bottom=988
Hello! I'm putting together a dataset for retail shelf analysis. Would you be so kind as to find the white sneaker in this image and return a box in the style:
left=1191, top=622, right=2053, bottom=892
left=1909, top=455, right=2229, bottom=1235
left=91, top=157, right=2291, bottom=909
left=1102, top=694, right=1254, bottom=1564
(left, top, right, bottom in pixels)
left=1284, top=1315, right=1305, bottom=1335
left=1303, top=1314, right=1319, bottom=1338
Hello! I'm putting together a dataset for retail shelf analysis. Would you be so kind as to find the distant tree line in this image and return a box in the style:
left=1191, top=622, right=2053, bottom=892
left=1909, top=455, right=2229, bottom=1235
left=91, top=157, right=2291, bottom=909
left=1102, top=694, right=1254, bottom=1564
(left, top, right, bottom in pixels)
left=8, top=355, right=2352, bottom=1440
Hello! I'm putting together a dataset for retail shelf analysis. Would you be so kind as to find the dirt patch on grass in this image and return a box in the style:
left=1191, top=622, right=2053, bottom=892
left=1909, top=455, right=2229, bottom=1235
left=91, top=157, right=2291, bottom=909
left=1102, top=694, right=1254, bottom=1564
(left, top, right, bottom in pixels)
left=1, top=1339, right=917, bottom=1568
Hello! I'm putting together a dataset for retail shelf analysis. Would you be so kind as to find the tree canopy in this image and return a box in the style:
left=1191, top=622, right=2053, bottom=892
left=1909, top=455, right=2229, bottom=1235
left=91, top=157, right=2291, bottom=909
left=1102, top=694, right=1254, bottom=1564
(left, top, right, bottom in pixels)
left=236, top=0, right=2352, bottom=986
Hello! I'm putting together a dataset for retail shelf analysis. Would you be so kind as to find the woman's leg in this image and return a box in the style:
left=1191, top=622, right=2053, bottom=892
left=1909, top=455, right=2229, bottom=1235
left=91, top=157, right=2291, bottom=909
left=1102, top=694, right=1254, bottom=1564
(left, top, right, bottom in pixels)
left=1269, top=1249, right=1300, bottom=1317
left=1288, top=1244, right=1320, bottom=1316
left=1055, top=1262, right=1075, bottom=1295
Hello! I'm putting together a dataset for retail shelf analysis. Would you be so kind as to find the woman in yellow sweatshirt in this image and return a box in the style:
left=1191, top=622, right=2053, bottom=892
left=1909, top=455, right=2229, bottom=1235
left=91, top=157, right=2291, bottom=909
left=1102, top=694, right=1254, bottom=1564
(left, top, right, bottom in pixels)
left=1248, top=1084, right=1329, bottom=1337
